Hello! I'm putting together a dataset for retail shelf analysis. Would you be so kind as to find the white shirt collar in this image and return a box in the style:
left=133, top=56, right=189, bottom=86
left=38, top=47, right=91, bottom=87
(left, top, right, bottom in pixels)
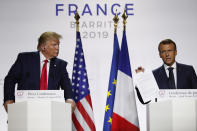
left=164, top=62, right=176, bottom=71
left=40, top=52, right=50, bottom=62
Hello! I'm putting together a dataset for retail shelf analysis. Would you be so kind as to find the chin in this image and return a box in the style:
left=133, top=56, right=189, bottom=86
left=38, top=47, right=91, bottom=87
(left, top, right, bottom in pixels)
left=51, top=55, right=58, bottom=58
left=54, top=53, right=59, bottom=57
left=165, top=62, right=174, bottom=66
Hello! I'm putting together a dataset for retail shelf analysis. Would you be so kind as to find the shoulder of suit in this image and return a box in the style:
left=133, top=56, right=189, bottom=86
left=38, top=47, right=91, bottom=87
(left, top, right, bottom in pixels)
left=177, top=62, right=193, bottom=69
left=53, top=57, right=68, bottom=65
left=152, top=65, right=163, bottom=73
left=17, top=51, right=39, bottom=59
left=18, top=51, right=38, bottom=56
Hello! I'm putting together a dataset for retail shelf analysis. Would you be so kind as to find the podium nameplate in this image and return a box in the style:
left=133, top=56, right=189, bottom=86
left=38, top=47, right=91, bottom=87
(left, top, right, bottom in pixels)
left=157, top=89, right=197, bottom=101
left=15, top=90, right=64, bottom=102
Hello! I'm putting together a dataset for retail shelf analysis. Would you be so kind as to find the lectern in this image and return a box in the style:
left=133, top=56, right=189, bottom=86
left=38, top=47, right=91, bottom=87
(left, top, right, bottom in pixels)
left=8, top=101, right=71, bottom=131
left=147, top=99, right=197, bottom=131
left=8, top=90, right=72, bottom=131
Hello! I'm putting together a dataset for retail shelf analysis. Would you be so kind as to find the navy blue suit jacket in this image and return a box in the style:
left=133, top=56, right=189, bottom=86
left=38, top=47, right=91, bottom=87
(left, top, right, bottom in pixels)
left=153, top=63, right=197, bottom=89
left=4, top=51, right=73, bottom=102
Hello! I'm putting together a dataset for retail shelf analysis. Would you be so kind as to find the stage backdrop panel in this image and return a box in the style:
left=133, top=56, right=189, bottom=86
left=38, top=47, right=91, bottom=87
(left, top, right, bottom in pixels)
left=1, top=0, right=197, bottom=131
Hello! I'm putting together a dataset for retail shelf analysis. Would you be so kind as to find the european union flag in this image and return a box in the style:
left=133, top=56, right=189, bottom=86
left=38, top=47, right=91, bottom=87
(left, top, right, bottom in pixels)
left=103, top=32, right=120, bottom=131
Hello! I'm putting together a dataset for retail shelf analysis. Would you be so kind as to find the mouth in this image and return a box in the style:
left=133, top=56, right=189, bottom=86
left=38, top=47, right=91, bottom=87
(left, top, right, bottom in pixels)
left=166, top=58, right=171, bottom=61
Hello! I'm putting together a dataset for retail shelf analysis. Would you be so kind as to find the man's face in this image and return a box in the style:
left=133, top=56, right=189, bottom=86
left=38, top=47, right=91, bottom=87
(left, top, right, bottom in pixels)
left=159, top=43, right=177, bottom=66
left=44, top=39, right=59, bottom=59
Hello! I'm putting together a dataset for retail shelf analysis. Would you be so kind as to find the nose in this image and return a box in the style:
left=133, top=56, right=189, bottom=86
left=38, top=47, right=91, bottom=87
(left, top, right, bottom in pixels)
left=166, top=51, right=169, bottom=56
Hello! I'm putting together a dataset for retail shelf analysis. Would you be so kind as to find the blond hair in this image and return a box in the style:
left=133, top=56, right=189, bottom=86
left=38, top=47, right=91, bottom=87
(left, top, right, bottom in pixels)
left=37, top=32, right=62, bottom=51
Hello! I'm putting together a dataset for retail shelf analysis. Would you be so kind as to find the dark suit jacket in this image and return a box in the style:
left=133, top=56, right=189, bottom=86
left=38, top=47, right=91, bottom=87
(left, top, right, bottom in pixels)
left=136, top=62, right=197, bottom=104
left=4, top=51, right=73, bottom=103
left=153, top=63, right=197, bottom=89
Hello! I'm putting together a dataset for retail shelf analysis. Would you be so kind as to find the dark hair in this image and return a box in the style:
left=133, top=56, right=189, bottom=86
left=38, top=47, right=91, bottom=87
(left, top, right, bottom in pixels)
left=37, top=32, right=62, bottom=51
left=158, top=39, right=177, bottom=52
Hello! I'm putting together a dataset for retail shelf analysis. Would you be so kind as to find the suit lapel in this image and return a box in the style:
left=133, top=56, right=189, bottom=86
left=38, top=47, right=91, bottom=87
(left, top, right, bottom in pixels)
left=48, top=58, right=56, bottom=90
left=34, top=51, right=40, bottom=90
left=176, top=63, right=181, bottom=89
left=160, top=65, right=169, bottom=89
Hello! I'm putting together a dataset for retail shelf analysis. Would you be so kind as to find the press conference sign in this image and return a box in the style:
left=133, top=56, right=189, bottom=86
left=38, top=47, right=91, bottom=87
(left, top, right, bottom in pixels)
left=158, top=90, right=197, bottom=100
left=15, top=90, right=65, bottom=102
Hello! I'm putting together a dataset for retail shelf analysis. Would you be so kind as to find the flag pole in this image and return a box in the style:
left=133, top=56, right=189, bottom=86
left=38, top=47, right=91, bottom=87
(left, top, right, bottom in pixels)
left=122, top=9, right=128, bottom=31
left=74, top=9, right=80, bottom=32
left=111, top=9, right=140, bottom=131
left=113, top=10, right=119, bottom=33
left=103, top=10, right=120, bottom=131
left=72, top=9, right=96, bottom=131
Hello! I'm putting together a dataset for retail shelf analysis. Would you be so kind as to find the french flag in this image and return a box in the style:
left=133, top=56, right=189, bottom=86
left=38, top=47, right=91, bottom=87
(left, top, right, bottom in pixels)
left=111, top=30, right=140, bottom=131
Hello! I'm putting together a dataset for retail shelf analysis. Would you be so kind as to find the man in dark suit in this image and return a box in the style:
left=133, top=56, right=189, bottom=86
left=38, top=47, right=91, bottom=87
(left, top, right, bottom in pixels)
left=135, top=39, right=197, bottom=104
left=153, top=39, right=197, bottom=89
left=3, top=32, right=75, bottom=112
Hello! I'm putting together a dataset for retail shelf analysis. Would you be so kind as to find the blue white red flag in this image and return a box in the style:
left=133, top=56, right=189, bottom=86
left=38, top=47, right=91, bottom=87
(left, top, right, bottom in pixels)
left=111, top=30, right=140, bottom=131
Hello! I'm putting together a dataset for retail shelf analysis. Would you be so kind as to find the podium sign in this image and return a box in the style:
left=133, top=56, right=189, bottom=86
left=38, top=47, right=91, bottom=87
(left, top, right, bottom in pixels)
left=15, top=90, right=65, bottom=102
left=157, top=89, right=197, bottom=100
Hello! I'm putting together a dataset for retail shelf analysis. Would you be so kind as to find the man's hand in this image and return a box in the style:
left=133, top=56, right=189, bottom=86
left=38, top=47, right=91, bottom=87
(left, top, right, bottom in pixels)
left=135, top=66, right=145, bottom=73
left=65, top=99, right=76, bottom=113
left=3, top=100, right=14, bottom=112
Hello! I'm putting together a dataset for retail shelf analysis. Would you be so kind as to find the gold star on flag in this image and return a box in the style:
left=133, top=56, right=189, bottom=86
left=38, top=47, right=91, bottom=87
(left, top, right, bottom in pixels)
left=112, top=79, right=117, bottom=86
left=107, top=90, right=112, bottom=98
left=108, top=117, right=112, bottom=124
left=105, top=104, right=110, bottom=112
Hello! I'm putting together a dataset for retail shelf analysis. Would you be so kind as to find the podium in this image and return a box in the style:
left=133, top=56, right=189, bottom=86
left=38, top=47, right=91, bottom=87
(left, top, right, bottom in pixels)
left=8, top=90, right=72, bottom=131
left=147, top=99, right=197, bottom=131
left=8, top=101, right=71, bottom=131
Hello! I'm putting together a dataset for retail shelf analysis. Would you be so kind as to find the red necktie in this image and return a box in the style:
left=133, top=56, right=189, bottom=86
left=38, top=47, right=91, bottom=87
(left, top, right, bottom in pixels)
left=40, top=59, right=48, bottom=90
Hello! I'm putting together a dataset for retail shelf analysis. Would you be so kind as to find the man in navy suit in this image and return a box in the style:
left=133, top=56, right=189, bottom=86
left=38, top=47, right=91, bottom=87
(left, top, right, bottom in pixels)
left=3, top=32, right=75, bottom=112
left=135, top=39, right=197, bottom=104
left=153, top=39, right=197, bottom=89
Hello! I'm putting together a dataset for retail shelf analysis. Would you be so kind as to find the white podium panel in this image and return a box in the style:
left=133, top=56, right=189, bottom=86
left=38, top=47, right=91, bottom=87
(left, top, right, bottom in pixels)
left=8, top=101, right=71, bottom=131
left=147, top=99, right=197, bottom=131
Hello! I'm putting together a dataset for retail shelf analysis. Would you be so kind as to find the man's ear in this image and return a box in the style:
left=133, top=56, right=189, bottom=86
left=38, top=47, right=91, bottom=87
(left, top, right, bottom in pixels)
left=159, top=52, right=162, bottom=58
left=41, top=44, right=45, bottom=51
